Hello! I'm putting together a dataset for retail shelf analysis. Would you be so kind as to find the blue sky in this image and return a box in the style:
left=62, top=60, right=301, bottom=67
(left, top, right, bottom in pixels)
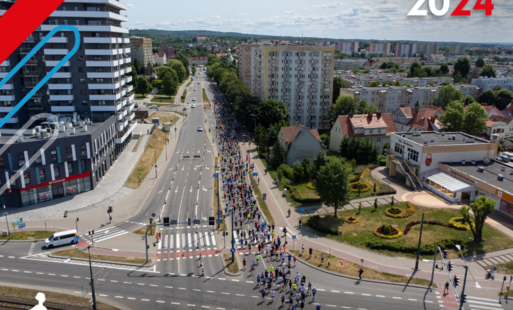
left=124, top=0, right=512, bottom=44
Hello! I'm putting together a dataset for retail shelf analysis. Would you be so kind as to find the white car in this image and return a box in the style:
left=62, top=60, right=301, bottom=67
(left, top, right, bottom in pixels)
left=191, top=104, right=196, bottom=108
left=45, top=229, right=78, bottom=248
left=149, top=105, right=158, bottom=109
left=198, top=126, right=203, bottom=131
left=143, top=101, right=148, bottom=105
left=192, top=98, right=196, bottom=101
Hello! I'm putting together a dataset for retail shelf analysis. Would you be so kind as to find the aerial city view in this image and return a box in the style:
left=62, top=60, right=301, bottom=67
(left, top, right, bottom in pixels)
left=0, top=0, right=512, bottom=309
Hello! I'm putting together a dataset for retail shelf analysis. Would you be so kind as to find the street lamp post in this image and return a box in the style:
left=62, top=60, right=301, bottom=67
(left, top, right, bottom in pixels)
left=154, top=144, right=157, bottom=179
left=75, top=217, right=79, bottom=234
left=3, top=205, right=9, bottom=236
left=88, top=246, right=98, bottom=310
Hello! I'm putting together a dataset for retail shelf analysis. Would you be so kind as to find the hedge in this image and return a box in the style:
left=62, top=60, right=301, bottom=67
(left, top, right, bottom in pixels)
left=285, top=184, right=322, bottom=203
left=449, top=217, right=475, bottom=230
left=376, top=183, right=397, bottom=195
left=373, top=226, right=403, bottom=239
left=279, top=164, right=294, bottom=180
left=307, top=215, right=340, bottom=235
left=365, top=238, right=464, bottom=255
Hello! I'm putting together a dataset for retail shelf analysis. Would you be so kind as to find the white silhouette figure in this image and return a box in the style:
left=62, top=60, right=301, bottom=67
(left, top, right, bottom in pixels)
left=31, top=293, right=47, bottom=310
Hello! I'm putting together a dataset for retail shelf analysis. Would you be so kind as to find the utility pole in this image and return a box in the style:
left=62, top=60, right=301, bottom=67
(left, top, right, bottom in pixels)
left=3, top=205, right=9, bottom=236
left=231, top=207, right=234, bottom=263
left=88, top=246, right=98, bottom=310
left=459, top=266, right=469, bottom=310
left=154, top=144, right=157, bottom=178
left=75, top=217, right=79, bottom=234
left=415, top=212, right=424, bottom=270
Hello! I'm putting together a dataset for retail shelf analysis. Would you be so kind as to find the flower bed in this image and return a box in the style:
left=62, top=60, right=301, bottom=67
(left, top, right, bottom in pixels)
left=350, top=182, right=371, bottom=192
left=449, top=217, right=475, bottom=230
left=385, top=202, right=415, bottom=218
left=403, top=220, right=446, bottom=235
left=345, top=216, right=359, bottom=224
left=373, top=225, right=403, bottom=239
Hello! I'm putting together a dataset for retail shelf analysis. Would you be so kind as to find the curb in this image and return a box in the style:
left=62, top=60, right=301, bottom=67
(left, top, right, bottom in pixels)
left=292, top=253, right=436, bottom=290
left=48, top=254, right=155, bottom=267
left=0, top=239, right=41, bottom=243
left=219, top=253, right=243, bottom=276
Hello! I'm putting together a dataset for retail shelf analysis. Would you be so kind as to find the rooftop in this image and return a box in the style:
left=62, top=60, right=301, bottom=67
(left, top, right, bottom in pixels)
left=393, top=132, right=490, bottom=146
left=444, top=160, right=513, bottom=195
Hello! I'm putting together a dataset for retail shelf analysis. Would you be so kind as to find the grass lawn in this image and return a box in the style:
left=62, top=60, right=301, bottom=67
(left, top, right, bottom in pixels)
left=135, top=95, right=146, bottom=100
left=203, top=89, right=209, bottom=102
left=149, top=112, right=179, bottom=125
left=290, top=249, right=434, bottom=287
left=0, top=285, right=118, bottom=310
left=181, top=90, right=187, bottom=103
left=305, top=203, right=513, bottom=260
left=250, top=174, right=275, bottom=225
left=0, top=231, right=53, bottom=240
left=205, top=103, right=212, bottom=110
left=151, top=95, right=175, bottom=103
left=53, top=249, right=149, bottom=264
left=485, top=261, right=513, bottom=274
left=133, top=225, right=155, bottom=236
left=223, top=253, right=239, bottom=273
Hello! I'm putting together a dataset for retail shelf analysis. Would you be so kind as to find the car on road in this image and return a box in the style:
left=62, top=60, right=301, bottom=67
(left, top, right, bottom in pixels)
left=134, top=103, right=139, bottom=108
left=194, top=89, right=196, bottom=91
left=192, top=97, right=196, bottom=101
left=44, top=229, right=78, bottom=248
left=198, top=126, right=203, bottom=131
left=191, top=104, right=196, bottom=108
left=143, top=101, right=148, bottom=105
left=149, top=105, right=158, bottom=109
left=198, top=82, right=201, bottom=84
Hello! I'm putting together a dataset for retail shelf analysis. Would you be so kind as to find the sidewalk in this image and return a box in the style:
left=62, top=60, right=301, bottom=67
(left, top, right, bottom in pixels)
left=239, top=141, right=510, bottom=293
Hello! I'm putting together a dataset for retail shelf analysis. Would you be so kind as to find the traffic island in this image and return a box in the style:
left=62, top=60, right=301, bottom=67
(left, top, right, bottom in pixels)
left=221, top=253, right=242, bottom=275
left=51, top=249, right=152, bottom=266
left=0, top=285, right=119, bottom=310
left=290, top=249, right=436, bottom=288
left=0, top=231, right=53, bottom=241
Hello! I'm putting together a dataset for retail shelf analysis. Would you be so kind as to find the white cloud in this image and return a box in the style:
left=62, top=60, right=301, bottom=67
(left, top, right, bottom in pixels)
left=376, top=3, right=397, bottom=12
left=157, top=21, right=171, bottom=26
left=135, top=21, right=144, bottom=25
left=314, top=1, right=343, bottom=9
left=212, top=15, right=221, bottom=19
left=304, top=7, right=311, bottom=12
left=237, top=13, right=248, bottom=16
left=126, top=3, right=136, bottom=9
left=285, top=11, right=294, bottom=14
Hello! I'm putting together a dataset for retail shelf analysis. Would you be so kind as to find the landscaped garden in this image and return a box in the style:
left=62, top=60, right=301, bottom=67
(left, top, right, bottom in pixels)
left=304, top=201, right=513, bottom=260
left=151, top=95, right=175, bottom=103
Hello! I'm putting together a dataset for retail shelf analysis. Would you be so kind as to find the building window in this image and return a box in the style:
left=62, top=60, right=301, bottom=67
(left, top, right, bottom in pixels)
left=24, top=172, right=30, bottom=185
left=0, top=156, right=4, bottom=168
left=18, top=153, right=25, bottom=167
left=81, top=145, right=87, bottom=157
left=50, top=149, right=57, bottom=161
left=81, top=159, right=86, bottom=171
left=35, top=153, right=42, bottom=164
left=54, top=166, right=60, bottom=177
left=77, top=56, right=82, bottom=61
left=66, top=147, right=73, bottom=160
left=9, top=174, right=15, bottom=186
left=39, top=168, right=46, bottom=181
left=67, top=162, right=73, bottom=175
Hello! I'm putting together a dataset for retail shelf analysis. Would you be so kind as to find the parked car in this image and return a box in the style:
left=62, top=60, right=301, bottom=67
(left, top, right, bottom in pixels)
left=150, top=105, right=158, bottom=109
left=143, top=101, right=148, bottom=105
left=198, top=126, right=203, bottom=132
left=134, top=103, right=139, bottom=108
left=192, top=98, right=196, bottom=101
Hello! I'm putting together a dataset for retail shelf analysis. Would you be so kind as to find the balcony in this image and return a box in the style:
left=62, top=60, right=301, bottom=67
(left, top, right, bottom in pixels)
left=50, top=72, right=72, bottom=78
left=51, top=106, right=75, bottom=112
left=0, top=106, right=13, bottom=112
left=48, top=84, right=73, bottom=90
left=0, top=117, right=18, bottom=123
left=89, top=93, right=121, bottom=101
left=43, top=49, right=69, bottom=55
left=115, top=122, right=137, bottom=143
left=125, top=57, right=131, bottom=64
left=49, top=95, right=74, bottom=101
left=41, top=25, right=129, bottom=34
left=50, top=11, right=128, bottom=22
left=25, top=81, right=40, bottom=88
left=45, top=61, right=70, bottom=67
left=125, top=85, right=133, bottom=92
left=22, top=69, right=39, bottom=77
left=24, top=59, right=38, bottom=66
left=88, top=82, right=120, bottom=90
left=129, top=112, right=135, bottom=121
left=123, top=119, right=128, bottom=127
left=125, top=76, right=132, bottom=83
left=86, top=60, right=119, bottom=67
left=0, top=84, right=13, bottom=90
left=122, top=109, right=128, bottom=117
left=0, top=72, right=7, bottom=78
left=85, top=49, right=121, bottom=56
left=116, top=112, right=123, bottom=121
left=84, top=37, right=121, bottom=44
left=0, top=95, right=15, bottom=101
left=125, top=94, right=135, bottom=103
left=87, top=71, right=120, bottom=79
left=124, top=48, right=131, bottom=54
left=47, top=37, right=68, bottom=43
left=64, top=0, right=127, bottom=10
left=90, top=103, right=122, bottom=112
left=125, top=66, right=132, bottom=73
left=128, top=102, right=135, bottom=113
left=19, top=48, right=32, bottom=54
left=24, top=36, right=35, bottom=43
left=0, top=60, right=9, bottom=67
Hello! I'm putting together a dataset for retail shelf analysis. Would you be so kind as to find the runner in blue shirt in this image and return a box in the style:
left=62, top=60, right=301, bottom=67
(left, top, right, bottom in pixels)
left=288, top=253, right=292, bottom=261
left=312, top=287, right=317, bottom=302
left=257, top=275, right=261, bottom=287
left=260, top=289, right=266, bottom=301
left=316, top=305, right=321, bottom=310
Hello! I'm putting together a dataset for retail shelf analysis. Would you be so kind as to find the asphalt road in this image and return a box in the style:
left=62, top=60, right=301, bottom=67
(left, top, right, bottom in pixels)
left=0, top=68, right=498, bottom=310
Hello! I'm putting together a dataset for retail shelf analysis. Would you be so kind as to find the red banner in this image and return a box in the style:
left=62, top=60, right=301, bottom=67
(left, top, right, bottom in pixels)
left=21, top=172, right=90, bottom=191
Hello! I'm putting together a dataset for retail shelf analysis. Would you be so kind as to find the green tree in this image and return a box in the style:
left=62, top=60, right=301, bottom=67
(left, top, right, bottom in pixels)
left=462, top=102, right=488, bottom=136
left=152, top=79, right=163, bottom=92
left=433, top=84, right=463, bottom=109
left=460, top=196, right=496, bottom=243
left=168, top=59, right=187, bottom=82
left=369, top=81, right=381, bottom=87
left=133, top=58, right=141, bottom=74
left=440, top=64, right=449, bottom=75
left=374, top=198, right=378, bottom=210
left=475, top=57, right=485, bottom=68
left=135, top=76, right=152, bottom=96
left=479, top=90, right=496, bottom=106
left=453, top=57, right=471, bottom=79
left=254, top=124, right=269, bottom=152
left=145, top=62, right=153, bottom=75
left=328, top=96, right=377, bottom=125
left=480, top=64, right=496, bottom=78
left=495, top=90, right=513, bottom=110
left=301, top=157, right=313, bottom=181
left=277, top=168, right=283, bottom=184
left=463, top=95, right=475, bottom=105
left=313, top=151, right=328, bottom=174
left=438, top=101, right=465, bottom=132
left=313, top=159, right=350, bottom=218
left=293, top=162, right=305, bottom=183
left=161, top=73, right=177, bottom=98
left=260, top=99, right=290, bottom=129
left=270, top=140, right=286, bottom=168
left=333, top=77, right=346, bottom=103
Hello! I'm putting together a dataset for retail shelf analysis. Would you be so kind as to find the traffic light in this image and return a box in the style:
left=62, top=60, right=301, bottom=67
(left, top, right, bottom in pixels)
left=442, top=250, right=449, bottom=259
left=188, top=218, right=191, bottom=226
left=454, top=275, right=460, bottom=286
left=164, top=217, right=170, bottom=226
left=448, top=261, right=453, bottom=272
left=209, top=216, right=215, bottom=226
left=460, top=294, right=467, bottom=304
left=107, top=206, right=113, bottom=213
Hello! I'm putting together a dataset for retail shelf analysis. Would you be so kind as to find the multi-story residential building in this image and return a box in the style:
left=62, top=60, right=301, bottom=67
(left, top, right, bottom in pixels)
left=329, top=113, right=396, bottom=154
left=425, top=43, right=440, bottom=55
left=130, top=36, right=153, bottom=67
left=334, top=59, right=362, bottom=71
left=368, top=42, right=392, bottom=56
left=372, top=57, right=420, bottom=65
left=158, top=43, right=175, bottom=59
left=449, top=44, right=466, bottom=55
left=152, top=53, right=167, bottom=66
left=239, top=44, right=335, bottom=129
left=395, top=43, right=417, bottom=57
left=392, top=107, right=445, bottom=132
left=342, top=76, right=453, bottom=89
left=336, top=41, right=359, bottom=54
left=337, top=71, right=408, bottom=80
left=471, top=76, right=513, bottom=92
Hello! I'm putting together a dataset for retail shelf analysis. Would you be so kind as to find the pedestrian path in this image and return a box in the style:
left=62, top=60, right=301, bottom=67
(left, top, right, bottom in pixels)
left=466, top=295, right=504, bottom=310
left=474, top=253, right=513, bottom=269
left=80, top=226, right=128, bottom=245
left=157, top=231, right=217, bottom=252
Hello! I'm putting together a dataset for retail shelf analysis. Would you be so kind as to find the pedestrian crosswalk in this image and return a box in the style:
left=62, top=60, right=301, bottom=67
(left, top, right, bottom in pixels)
left=158, top=231, right=217, bottom=251
left=466, top=295, right=503, bottom=310
left=80, top=226, right=128, bottom=245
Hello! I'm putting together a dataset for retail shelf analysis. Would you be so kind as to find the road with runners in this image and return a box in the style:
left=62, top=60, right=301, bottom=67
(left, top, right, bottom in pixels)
left=0, top=68, right=507, bottom=310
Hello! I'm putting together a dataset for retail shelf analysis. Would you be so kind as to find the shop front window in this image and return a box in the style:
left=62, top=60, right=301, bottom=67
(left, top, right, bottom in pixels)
left=66, top=147, right=73, bottom=160
left=67, top=162, right=73, bottom=175
left=24, top=172, right=30, bottom=185
left=54, top=166, right=60, bottom=177
left=39, top=168, right=46, bottom=181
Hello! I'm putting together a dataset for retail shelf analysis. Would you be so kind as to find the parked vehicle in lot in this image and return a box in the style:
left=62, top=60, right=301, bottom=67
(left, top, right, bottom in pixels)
left=44, top=230, right=78, bottom=248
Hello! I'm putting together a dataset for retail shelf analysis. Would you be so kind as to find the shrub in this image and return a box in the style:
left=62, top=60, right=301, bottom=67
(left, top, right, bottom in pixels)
left=388, top=207, right=401, bottom=215
left=449, top=217, right=475, bottom=230
left=373, top=225, right=403, bottom=239
left=360, top=168, right=371, bottom=179
left=307, top=215, right=340, bottom=235
left=285, top=185, right=322, bottom=203
left=382, top=224, right=392, bottom=235
left=365, top=239, right=464, bottom=255
left=385, top=203, right=415, bottom=218
left=349, top=174, right=361, bottom=183
left=279, top=164, right=294, bottom=180
left=376, top=183, right=397, bottom=196
left=306, top=182, right=315, bottom=190
left=350, top=182, right=371, bottom=192
left=403, top=220, right=447, bottom=235
left=345, top=216, right=359, bottom=224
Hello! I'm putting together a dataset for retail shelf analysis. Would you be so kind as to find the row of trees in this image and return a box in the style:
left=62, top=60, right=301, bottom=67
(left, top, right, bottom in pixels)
left=339, top=137, right=379, bottom=165
left=409, top=61, right=449, bottom=77
left=479, top=86, right=513, bottom=110
left=437, top=101, right=488, bottom=136
left=328, top=96, right=377, bottom=125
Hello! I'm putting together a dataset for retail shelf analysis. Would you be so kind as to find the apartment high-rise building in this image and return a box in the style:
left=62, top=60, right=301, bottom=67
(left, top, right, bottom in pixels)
left=158, top=43, right=175, bottom=60
left=130, top=36, right=153, bottom=67
left=449, top=44, right=466, bottom=55
left=0, top=0, right=135, bottom=153
left=239, top=44, right=335, bottom=129
left=394, top=43, right=417, bottom=57
left=336, top=41, right=359, bottom=54
left=368, top=42, right=392, bottom=56
left=425, top=43, right=440, bottom=55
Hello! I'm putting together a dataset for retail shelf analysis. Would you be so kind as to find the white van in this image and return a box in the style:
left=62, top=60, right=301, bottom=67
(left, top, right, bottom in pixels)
left=44, top=229, right=78, bottom=248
